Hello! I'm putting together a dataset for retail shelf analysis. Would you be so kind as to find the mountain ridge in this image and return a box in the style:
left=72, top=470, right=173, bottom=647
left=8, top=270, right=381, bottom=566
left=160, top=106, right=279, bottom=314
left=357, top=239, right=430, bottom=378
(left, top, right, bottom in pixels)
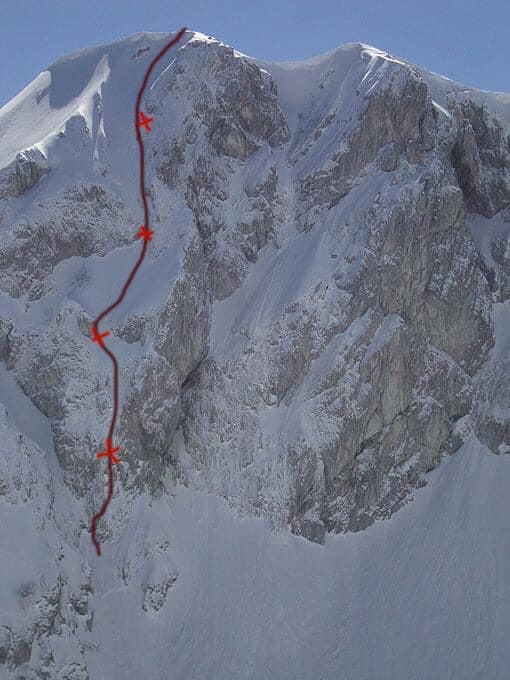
left=0, top=28, right=510, bottom=678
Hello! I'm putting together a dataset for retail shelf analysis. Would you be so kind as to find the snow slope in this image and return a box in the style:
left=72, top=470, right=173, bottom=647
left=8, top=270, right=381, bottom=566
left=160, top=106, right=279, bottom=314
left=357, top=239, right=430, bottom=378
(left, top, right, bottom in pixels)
left=74, top=438, right=510, bottom=679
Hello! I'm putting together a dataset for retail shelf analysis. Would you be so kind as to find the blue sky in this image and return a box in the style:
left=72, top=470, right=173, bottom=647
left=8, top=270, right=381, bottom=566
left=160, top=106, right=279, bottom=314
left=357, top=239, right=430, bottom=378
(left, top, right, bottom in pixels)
left=1, top=0, right=508, bottom=107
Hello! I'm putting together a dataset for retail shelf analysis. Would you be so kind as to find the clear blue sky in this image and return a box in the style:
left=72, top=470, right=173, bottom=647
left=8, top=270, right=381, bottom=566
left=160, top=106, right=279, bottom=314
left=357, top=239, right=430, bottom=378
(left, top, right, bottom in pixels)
left=1, top=0, right=508, bottom=107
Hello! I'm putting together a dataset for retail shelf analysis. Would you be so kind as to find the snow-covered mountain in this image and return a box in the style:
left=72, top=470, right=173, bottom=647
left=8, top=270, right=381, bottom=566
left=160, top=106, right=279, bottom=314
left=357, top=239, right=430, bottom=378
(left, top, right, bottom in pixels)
left=1, top=29, right=510, bottom=679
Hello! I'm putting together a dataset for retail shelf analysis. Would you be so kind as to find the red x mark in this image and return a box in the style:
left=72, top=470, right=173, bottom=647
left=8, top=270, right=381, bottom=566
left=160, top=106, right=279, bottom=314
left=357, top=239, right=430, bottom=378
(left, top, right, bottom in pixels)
left=136, top=111, right=154, bottom=132
left=96, top=438, right=121, bottom=464
left=136, top=225, right=154, bottom=242
left=91, top=325, right=110, bottom=348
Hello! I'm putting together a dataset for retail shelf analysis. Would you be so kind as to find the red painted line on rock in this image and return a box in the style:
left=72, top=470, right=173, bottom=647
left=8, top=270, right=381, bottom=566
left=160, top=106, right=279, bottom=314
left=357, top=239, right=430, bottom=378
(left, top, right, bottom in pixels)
left=90, top=27, right=187, bottom=556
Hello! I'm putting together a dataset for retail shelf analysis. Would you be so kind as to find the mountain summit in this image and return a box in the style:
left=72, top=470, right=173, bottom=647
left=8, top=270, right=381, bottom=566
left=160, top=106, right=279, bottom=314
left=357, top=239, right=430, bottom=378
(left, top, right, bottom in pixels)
left=1, top=30, right=510, bottom=679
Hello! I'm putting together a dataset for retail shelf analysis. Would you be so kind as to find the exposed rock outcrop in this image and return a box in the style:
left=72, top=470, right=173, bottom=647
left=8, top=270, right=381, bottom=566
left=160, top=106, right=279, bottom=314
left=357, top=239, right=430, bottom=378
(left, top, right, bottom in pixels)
left=1, top=31, right=509, bottom=674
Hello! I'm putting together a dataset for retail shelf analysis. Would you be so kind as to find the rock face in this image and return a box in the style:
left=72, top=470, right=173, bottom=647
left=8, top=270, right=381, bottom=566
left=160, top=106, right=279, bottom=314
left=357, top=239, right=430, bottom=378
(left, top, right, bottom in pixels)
left=0, top=30, right=509, bottom=676
left=0, top=148, right=50, bottom=200
left=450, top=99, right=510, bottom=217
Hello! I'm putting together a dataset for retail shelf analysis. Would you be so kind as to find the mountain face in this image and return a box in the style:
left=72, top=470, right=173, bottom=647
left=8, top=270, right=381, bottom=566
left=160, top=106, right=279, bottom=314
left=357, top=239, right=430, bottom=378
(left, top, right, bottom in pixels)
left=1, top=30, right=510, bottom=679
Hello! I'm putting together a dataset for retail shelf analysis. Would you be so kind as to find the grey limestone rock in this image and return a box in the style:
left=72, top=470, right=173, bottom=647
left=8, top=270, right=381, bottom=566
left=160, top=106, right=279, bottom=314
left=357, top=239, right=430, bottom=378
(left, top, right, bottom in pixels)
left=0, top=183, right=133, bottom=299
left=451, top=100, right=510, bottom=217
left=0, top=148, right=50, bottom=200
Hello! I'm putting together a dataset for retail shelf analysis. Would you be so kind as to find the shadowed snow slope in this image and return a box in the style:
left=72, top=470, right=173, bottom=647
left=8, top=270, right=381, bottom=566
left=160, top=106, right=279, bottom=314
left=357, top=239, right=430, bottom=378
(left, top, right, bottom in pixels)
left=86, top=439, right=510, bottom=680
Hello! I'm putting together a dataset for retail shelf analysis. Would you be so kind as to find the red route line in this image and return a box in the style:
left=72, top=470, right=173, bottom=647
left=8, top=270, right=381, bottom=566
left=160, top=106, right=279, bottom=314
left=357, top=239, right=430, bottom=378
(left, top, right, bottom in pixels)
left=90, top=27, right=187, bottom=556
